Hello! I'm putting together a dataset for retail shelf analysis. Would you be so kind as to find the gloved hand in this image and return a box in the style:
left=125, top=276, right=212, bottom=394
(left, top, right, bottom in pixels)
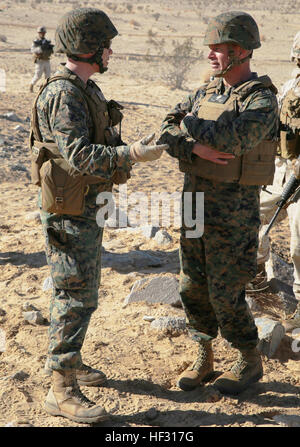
left=292, top=158, right=300, bottom=179
left=129, top=133, right=168, bottom=163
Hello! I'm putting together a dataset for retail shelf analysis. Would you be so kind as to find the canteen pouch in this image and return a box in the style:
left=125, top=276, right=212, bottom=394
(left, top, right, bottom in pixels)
left=31, top=145, right=45, bottom=186
left=40, top=158, right=87, bottom=215
left=280, top=128, right=300, bottom=159
left=280, top=130, right=298, bottom=159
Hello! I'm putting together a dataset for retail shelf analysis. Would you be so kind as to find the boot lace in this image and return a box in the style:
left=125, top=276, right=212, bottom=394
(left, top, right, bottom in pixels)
left=231, top=353, right=247, bottom=377
left=67, top=383, right=95, bottom=408
left=192, top=343, right=210, bottom=371
left=78, top=364, right=93, bottom=372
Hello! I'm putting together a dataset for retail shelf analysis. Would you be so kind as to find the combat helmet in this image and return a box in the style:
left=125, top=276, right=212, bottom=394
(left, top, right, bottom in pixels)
left=204, top=11, right=260, bottom=76
left=55, top=8, right=118, bottom=73
left=37, top=26, right=46, bottom=33
left=291, top=31, right=300, bottom=62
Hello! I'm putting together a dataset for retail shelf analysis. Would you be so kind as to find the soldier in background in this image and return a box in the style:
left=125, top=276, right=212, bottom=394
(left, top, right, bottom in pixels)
left=29, top=8, right=167, bottom=424
left=29, top=26, right=53, bottom=92
left=158, top=11, right=278, bottom=395
left=248, top=31, right=300, bottom=333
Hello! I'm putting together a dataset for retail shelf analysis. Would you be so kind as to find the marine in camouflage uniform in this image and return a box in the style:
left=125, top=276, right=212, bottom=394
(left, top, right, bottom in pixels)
left=249, top=31, right=300, bottom=333
left=30, top=8, right=167, bottom=424
left=158, top=11, right=278, bottom=395
left=30, top=26, right=53, bottom=92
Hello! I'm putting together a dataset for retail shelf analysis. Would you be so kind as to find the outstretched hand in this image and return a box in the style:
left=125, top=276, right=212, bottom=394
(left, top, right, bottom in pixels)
left=192, top=142, right=235, bottom=165
left=129, top=133, right=169, bottom=163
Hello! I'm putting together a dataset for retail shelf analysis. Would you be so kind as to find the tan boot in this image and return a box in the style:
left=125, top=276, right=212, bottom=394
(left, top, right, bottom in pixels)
left=44, top=360, right=107, bottom=386
left=246, top=264, right=269, bottom=293
left=214, top=347, right=263, bottom=395
left=282, top=302, right=300, bottom=333
left=44, top=370, right=109, bottom=424
left=177, top=341, right=214, bottom=391
left=76, top=364, right=107, bottom=387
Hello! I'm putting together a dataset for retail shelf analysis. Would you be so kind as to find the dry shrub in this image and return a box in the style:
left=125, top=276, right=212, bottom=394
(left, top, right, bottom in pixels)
left=162, top=38, right=203, bottom=90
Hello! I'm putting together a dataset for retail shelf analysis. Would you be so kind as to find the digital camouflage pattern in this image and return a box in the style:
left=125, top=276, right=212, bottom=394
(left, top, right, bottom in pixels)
left=160, top=74, right=278, bottom=158
left=40, top=211, right=103, bottom=370
left=203, top=11, right=261, bottom=50
left=180, top=174, right=260, bottom=349
left=55, top=8, right=118, bottom=55
left=158, top=74, right=278, bottom=349
left=36, top=65, right=131, bottom=370
left=36, top=65, right=131, bottom=215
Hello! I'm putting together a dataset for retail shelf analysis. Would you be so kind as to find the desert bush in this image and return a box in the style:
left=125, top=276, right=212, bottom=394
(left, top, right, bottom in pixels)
left=146, top=29, right=165, bottom=50
left=0, top=35, right=7, bottom=42
left=162, top=38, right=203, bottom=90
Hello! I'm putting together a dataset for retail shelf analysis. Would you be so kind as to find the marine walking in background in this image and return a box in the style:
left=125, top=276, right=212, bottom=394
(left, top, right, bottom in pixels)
left=29, top=26, right=53, bottom=92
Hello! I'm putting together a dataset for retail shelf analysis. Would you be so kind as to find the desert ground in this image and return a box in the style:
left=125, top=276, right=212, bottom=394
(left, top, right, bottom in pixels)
left=0, top=0, right=300, bottom=428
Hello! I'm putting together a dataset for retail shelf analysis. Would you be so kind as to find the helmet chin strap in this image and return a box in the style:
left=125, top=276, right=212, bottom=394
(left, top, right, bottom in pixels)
left=67, top=46, right=107, bottom=74
left=214, top=44, right=252, bottom=78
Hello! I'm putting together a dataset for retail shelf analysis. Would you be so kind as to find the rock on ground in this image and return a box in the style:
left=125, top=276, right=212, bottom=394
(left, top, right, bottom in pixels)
left=124, top=275, right=182, bottom=307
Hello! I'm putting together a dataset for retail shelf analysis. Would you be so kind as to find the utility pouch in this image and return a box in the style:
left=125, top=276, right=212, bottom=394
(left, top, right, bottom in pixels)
left=40, top=158, right=88, bottom=215
left=104, top=127, right=122, bottom=146
left=31, top=145, right=45, bottom=186
left=107, top=99, right=124, bottom=126
left=111, top=169, right=131, bottom=185
left=280, top=130, right=299, bottom=159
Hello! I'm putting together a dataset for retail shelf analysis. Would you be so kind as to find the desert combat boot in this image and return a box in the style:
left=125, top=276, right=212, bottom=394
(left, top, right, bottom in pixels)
left=282, top=302, right=300, bottom=333
left=44, top=370, right=109, bottom=424
left=177, top=341, right=214, bottom=391
left=44, top=359, right=107, bottom=386
left=76, top=363, right=107, bottom=387
left=214, top=347, right=263, bottom=395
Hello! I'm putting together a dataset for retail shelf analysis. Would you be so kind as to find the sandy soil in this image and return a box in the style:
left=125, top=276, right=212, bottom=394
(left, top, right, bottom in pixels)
left=0, top=0, right=300, bottom=428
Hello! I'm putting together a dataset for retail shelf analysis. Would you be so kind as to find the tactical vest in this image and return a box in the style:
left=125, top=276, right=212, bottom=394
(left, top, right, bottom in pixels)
left=29, top=72, right=124, bottom=215
left=279, top=75, right=300, bottom=159
left=179, top=76, right=278, bottom=185
left=29, top=71, right=124, bottom=184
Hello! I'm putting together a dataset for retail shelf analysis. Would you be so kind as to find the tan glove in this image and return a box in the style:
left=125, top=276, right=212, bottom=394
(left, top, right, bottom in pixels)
left=292, top=158, right=300, bottom=179
left=129, top=133, right=168, bottom=163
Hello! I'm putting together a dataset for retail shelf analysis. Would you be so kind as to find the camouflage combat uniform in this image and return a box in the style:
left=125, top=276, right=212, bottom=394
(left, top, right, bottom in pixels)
left=36, top=64, right=132, bottom=371
left=159, top=74, right=278, bottom=350
left=33, top=8, right=166, bottom=424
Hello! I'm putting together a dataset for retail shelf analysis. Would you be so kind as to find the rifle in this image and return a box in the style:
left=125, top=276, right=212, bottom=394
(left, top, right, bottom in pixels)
left=263, top=174, right=300, bottom=236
